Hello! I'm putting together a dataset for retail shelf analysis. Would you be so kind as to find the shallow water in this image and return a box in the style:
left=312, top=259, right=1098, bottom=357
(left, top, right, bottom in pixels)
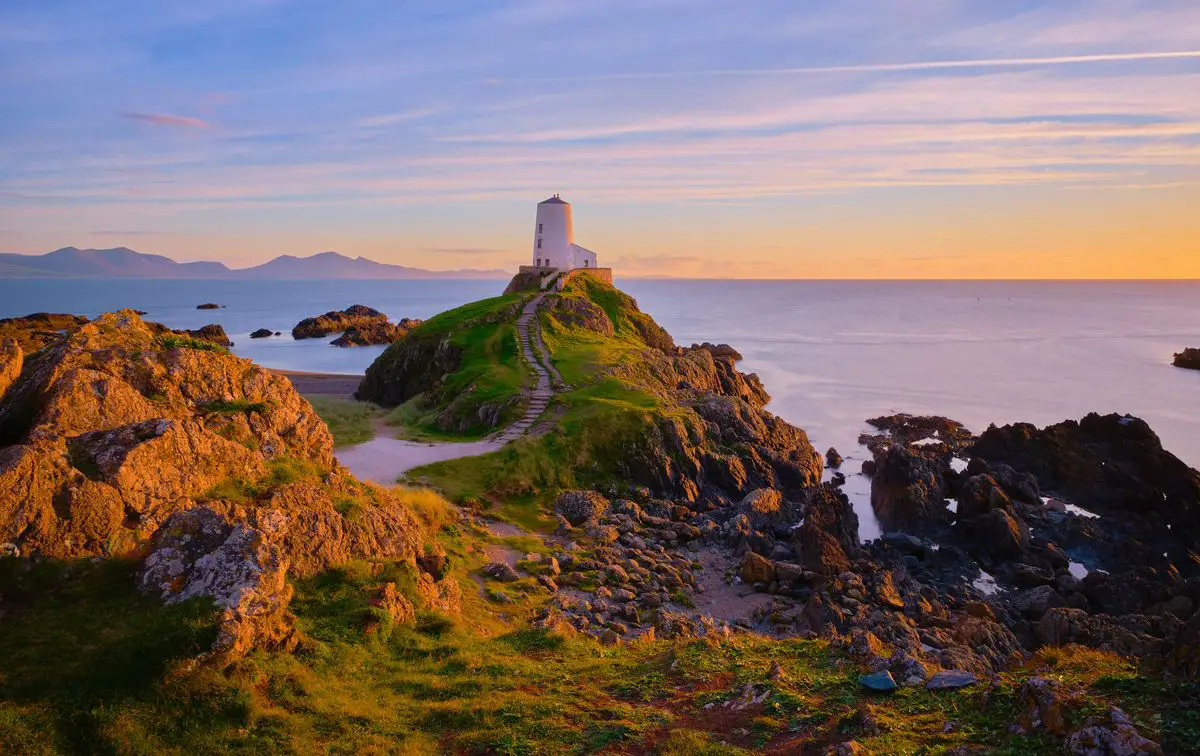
left=4, top=277, right=1198, bottom=538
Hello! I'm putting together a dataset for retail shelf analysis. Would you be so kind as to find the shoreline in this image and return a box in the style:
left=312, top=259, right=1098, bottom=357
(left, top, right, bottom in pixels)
left=270, top=368, right=362, bottom=399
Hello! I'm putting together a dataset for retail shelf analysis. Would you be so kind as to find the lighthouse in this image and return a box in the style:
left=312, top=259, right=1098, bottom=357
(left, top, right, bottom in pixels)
left=531, top=194, right=598, bottom=271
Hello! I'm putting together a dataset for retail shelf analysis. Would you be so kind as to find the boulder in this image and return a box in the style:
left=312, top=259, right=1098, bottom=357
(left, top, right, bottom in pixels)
left=826, top=447, right=843, bottom=469
left=174, top=324, right=232, bottom=347
left=741, top=551, right=776, bottom=584
left=139, top=506, right=295, bottom=658
left=484, top=562, right=520, bottom=582
left=1065, top=707, right=1162, bottom=756
left=794, top=485, right=858, bottom=575
left=1010, top=585, right=1065, bottom=620
left=1014, top=676, right=1078, bottom=737
left=857, top=671, right=898, bottom=692
left=554, top=490, right=610, bottom=526
left=869, top=445, right=952, bottom=531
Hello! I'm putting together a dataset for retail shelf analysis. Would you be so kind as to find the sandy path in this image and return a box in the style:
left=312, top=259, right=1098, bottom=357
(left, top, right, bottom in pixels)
left=335, top=418, right=503, bottom=484
left=323, top=293, right=561, bottom=485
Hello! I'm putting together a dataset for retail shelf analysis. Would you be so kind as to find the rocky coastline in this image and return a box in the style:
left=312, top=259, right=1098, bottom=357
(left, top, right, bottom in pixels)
left=1174, top=347, right=1200, bottom=371
left=1, top=281, right=1196, bottom=753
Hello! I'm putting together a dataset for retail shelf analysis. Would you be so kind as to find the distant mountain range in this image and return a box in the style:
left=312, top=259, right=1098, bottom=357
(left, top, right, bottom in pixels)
left=0, top=247, right=510, bottom=280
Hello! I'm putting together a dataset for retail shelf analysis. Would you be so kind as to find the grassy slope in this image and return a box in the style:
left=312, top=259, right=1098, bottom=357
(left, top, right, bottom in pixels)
left=3, top=517, right=1193, bottom=755
left=385, top=295, right=531, bottom=441
left=407, top=277, right=687, bottom=529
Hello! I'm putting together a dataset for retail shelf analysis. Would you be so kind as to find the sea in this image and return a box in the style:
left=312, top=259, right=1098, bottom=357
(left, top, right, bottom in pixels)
left=4, top=278, right=1198, bottom=540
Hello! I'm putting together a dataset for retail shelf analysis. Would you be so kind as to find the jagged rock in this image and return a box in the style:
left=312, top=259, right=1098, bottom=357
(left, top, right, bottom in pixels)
left=293, top=304, right=387, bottom=339
left=330, top=319, right=420, bottom=347
left=1173, top=348, right=1200, bottom=371
left=685, top=342, right=743, bottom=362
left=416, top=570, right=463, bottom=616
left=0, top=310, right=336, bottom=558
left=826, top=447, right=843, bottom=468
left=250, top=328, right=276, bottom=339
left=741, top=552, right=775, bottom=583
left=0, top=312, right=90, bottom=352
left=373, top=582, right=416, bottom=627
left=925, top=670, right=977, bottom=690
left=794, top=485, right=858, bottom=575
left=554, top=490, right=610, bottom=526
left=1010, top=585, right=1065, bottom=620
left=0, top=338, right=21, bottom=401
left=139, top=506, right=295, bottom=658
left=869, top=444, right=952, bottom=531
left=1065, top=707, right=1162, bottom=756
left=1014, top=677, right=1078, bottom=737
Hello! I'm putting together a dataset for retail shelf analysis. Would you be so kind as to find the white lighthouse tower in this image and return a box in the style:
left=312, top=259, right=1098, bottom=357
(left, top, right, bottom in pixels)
left=531, top=194, right=598, bottom=271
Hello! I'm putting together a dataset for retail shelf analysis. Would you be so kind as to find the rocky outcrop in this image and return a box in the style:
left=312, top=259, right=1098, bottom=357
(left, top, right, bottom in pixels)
left=972, top=413, right=1200, bottom=551
left=330, top=318, right=420, bottom=347
left=685, top=343, right=743, bottom=362
left=1173, top=348, right=1200, bottom=371
left=0, top=312, right=89, bottom=353
left=555, top=490, right=610, bottom=526
left=292, top=304, right=387, bottom=339
left=250, top=328, right=278, bottom=339
left=869, top=444, right=953, bottom=532
left=139, top=506, right=296, bottom=658
left=547, top=296, right=614, bottom=336
left=0, top=338, right=21, bottom=401
left=0, top=309, right=334, bottom=557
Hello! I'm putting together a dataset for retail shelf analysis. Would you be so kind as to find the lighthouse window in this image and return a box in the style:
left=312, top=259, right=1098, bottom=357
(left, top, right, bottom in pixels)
left=537, top=239, right=542, bottom=249
left=538, top=223, right=543, bottom=233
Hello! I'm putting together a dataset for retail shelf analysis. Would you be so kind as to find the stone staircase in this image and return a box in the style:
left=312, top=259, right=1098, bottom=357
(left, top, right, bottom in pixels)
left=494, top=294, right=557, bottom=443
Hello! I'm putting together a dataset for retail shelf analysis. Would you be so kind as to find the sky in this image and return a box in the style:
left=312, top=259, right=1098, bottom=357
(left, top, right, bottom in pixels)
left=2, top=0, right=1199, bottom=278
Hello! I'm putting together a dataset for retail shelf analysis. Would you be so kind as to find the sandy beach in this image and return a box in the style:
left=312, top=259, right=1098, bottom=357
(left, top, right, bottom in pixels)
left=271, top=369, right=361, bottom=399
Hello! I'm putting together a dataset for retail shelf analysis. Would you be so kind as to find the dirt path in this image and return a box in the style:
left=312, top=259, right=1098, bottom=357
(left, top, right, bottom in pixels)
left=331, top=293, right=562, bottom=484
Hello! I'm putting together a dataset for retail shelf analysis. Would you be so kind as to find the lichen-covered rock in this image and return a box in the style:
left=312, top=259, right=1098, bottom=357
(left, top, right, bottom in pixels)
left=554, top=490, right=610, bottom=526
left=1065, top=707, right=1162, bottom=756
left=0, top=338, right=21, bottom=401
left=0, top=310, right=335, bottom=558
left=139, top=506, right=295, bottom=658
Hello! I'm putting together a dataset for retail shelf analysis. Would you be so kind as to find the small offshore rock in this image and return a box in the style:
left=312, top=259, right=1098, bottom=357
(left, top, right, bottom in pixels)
left=250, top=328, right=276, bottom=339
left=1172, top=348, right=1200, bottom=371
left=196, top=303, right=222, bottom=309
left=826, top=447, right=843, bottom=468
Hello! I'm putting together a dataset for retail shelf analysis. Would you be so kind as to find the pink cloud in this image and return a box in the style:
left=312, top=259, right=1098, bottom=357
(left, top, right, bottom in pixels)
left=124, top=112, right=211, bottom=129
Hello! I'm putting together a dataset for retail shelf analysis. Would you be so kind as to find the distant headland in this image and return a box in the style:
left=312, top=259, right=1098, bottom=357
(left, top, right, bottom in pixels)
left=0, top=247, right=509, bottom=280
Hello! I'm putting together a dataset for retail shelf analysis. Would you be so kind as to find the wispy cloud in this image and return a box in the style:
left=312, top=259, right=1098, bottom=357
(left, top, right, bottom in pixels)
left=123, top=112, right=211, bottom=129
left=422, top=247, right=507, bottom=255
left=357, top=108, right=439, bottom=128
left=495, top=50, right=1200, bottom=84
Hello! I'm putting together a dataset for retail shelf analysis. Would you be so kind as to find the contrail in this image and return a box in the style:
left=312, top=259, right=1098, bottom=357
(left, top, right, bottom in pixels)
left=497, top=50, right=1200, bottom=83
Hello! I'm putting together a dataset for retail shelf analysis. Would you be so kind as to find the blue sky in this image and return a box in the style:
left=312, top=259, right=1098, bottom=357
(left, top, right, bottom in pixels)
left=2, top=0, right=1199, bottom=277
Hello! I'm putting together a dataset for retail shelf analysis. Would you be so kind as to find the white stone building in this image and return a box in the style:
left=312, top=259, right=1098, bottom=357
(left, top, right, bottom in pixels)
left=531, top=194, right=599, bottom=271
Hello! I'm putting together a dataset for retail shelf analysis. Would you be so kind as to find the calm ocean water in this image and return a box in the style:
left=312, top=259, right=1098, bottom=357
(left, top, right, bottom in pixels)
left=3, top=277, right=1198, bottom=538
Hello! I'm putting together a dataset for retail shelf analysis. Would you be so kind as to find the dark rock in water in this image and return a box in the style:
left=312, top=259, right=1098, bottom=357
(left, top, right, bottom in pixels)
left=250, top=328, right=275, bottom=339
left=831, top=472, right=846, bottom=486
left=293, top=304, right=387, bottom=339
left=864, top=413, right=974, bottom=453
left=971, top=413, right=1200, bottom=551
left=1173, top=348, right=1200, bottom=371
left=861, top=459, right=877, bottom=476
left=869, top=444, right=953, bottom=531
left=858, top=671, right=898, bottom=692
left=826, top=447, right=843, bottom=468
left=926, top=670, right=977, bottom=690
left=330, top=318, right=420, bottom=347
left=196, top=303, right=222, bottom=310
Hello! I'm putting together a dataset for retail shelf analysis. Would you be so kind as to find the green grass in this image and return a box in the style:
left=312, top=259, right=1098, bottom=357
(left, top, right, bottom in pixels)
left=306, top=396, right=380, bottom=446
left=200, top=457, right=329, bottom=504
left=157, top=334, right=229, bottom=353
left=0, top=508, right=1189, bottom=755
